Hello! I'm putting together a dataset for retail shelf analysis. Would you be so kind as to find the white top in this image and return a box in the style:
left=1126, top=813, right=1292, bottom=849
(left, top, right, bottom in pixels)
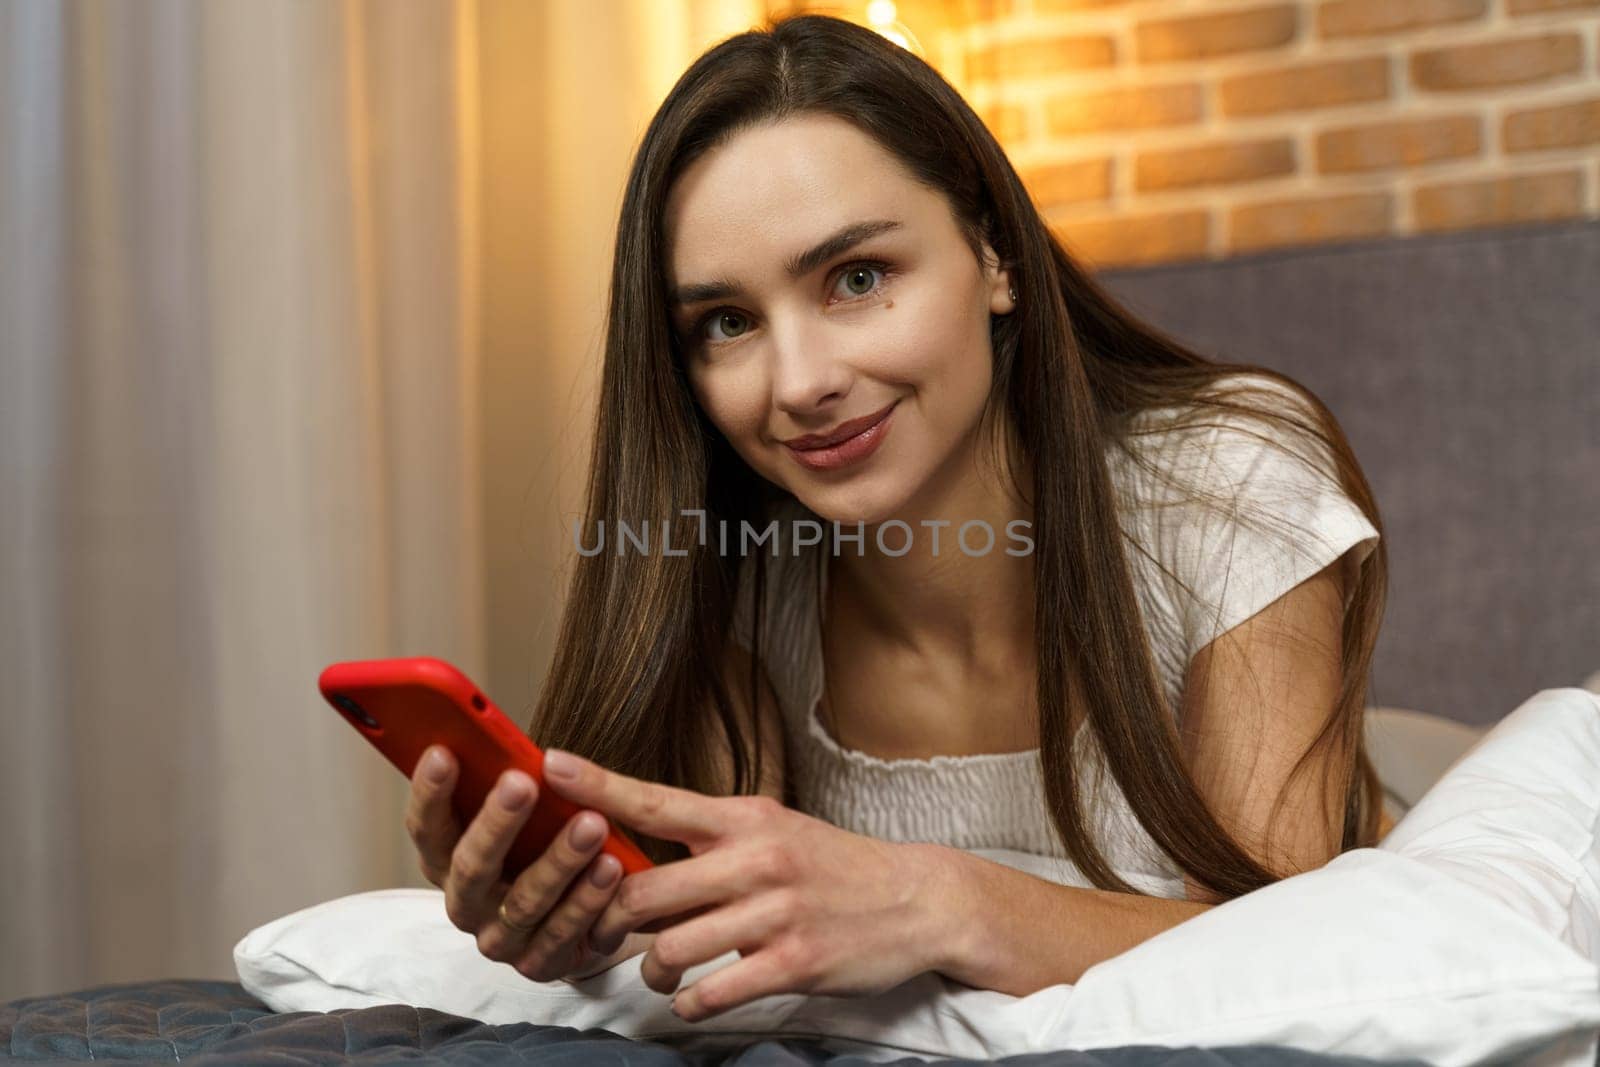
left=731, top=374, right=1380, bottom=898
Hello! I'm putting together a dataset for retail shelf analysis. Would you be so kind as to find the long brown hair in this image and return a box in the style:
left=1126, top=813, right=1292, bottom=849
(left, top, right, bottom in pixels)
left=530, top=12, right=1388, bottom=901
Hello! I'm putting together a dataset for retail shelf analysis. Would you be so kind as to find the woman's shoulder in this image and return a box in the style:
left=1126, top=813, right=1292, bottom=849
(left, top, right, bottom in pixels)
left=1117, top=371, right=1324, bottom=458
left=1109, top=371, right=1378, bottom=662
left=1108, top=371, right=1347, bottom=519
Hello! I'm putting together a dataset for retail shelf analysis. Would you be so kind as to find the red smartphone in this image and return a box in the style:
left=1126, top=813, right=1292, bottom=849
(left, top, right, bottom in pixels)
left=317, top=656, right=655, bottom=881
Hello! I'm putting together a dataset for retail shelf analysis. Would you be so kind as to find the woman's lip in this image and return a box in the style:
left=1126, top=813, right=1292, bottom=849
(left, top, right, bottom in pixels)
left=783, top=401, right=897, bottom=472
left=783, top=401, right=898, bottom=450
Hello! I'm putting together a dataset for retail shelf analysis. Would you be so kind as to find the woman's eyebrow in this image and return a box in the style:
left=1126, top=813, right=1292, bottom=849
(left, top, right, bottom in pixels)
left=669, top=218, right=904, bottom=309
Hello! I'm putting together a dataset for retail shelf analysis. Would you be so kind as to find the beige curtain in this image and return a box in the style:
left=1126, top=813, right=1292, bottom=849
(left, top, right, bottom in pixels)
left=0, top=0, right=764, bottom=1006
left=0, top=0, right=486, bottom=1001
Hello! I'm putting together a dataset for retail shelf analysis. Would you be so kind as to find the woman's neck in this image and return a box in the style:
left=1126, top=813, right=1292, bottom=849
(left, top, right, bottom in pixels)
left=824, top=426, right=1036, bottom=678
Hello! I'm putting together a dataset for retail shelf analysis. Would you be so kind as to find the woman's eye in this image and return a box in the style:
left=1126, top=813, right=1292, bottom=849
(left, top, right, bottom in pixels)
left=833, top=262, right=888, bottom=300
left=691, top=261, right=892, bottom=347
left=701, top=310, right=753, bottom=345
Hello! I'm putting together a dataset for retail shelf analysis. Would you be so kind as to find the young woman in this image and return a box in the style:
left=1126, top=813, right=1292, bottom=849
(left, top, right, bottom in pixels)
left=403, top=13, right=1392, bottom=1022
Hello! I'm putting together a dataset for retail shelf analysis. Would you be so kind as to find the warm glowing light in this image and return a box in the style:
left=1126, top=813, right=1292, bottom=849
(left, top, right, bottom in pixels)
left=858, top=1, right=922, bottom=56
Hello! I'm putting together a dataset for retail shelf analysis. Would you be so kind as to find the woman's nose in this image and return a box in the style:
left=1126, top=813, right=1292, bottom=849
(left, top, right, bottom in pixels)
left=768, top=317, right=854, bottom=413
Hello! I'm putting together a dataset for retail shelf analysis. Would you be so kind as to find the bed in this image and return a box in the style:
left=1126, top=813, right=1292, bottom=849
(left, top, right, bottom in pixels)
left=5, top=221, right=1596, bottom=1066
left=0, top=979, right=1432, bottom=1066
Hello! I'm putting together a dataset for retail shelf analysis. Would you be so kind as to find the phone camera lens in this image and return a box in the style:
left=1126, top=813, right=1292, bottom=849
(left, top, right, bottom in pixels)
left=332, top=692, right=380, bottom=729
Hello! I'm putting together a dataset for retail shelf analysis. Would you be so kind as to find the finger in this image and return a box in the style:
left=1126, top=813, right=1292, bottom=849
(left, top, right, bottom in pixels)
left=510, top=851, right=623, bottom=983
left=540, top=749, right=727, bottom=846
left=593, top=898, right=714, bottom=951
left=635, top=903, right=718, bottom=936
left=587, top=844, right=761, bottom=955
left=446, top=769, right=539, bottom=928
left=638, top=891, right=783, bottom=997
left=405, top=746, right=462, bottom=886
left=670, top=943, right=802, bottom=1023
left=478, top=809, right=610, bottom=965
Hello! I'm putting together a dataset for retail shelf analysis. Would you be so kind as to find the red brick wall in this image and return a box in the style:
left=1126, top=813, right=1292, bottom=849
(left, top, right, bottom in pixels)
left=775, top=1, right=1600, bottom=267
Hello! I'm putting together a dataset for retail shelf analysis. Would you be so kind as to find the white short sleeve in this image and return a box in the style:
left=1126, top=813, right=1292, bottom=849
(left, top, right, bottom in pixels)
left=1137, top=375, right=1380, bottom=663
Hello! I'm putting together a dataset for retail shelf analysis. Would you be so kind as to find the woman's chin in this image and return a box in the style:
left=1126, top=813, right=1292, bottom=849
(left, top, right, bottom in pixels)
left=792, top=481, right=912, bottom=532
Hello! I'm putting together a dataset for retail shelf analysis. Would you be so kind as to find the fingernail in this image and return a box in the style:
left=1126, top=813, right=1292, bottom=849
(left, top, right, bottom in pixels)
left=497, top=772, right=529, bottom=808
left=421, top=748, right=449, bottom=783
left=589, top=855, right=618, bottom=886
left=544, top=749, right=579, bottom=781
left=571, top=814, right=604, bottom=849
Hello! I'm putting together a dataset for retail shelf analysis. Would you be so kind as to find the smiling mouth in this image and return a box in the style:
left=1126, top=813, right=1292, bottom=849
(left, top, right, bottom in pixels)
left=781, top=400, right=898, bottom=472
left=783, top=401, right=899, bottom=451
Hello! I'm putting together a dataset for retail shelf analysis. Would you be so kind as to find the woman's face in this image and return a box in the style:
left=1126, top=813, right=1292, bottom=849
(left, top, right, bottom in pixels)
left=663, top=113, right=1014, bottom=526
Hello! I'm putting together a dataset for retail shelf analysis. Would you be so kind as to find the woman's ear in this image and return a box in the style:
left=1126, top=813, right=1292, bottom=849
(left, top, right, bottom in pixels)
left=978, top=237, right=1016, bottom=316
left=992, top=268, right=1017, bottom=315
left=987, top=259, right=1017, bottom=316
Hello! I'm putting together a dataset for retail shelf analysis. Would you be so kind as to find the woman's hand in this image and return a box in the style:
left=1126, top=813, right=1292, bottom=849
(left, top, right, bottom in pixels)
left=535, top=748, right=954, bottom=1022
left=403, top=745, right=645, bottom=983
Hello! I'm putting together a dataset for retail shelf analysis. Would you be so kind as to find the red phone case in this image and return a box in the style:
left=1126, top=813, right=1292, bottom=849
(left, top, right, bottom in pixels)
left=317, top=656, right=654, bottom=880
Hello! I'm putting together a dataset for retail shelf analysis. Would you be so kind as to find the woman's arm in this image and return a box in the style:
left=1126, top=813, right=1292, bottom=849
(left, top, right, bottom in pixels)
left=1176, top=554, right=1362, bottom=902
left=931, top=557, right=1373, bottom=994
left=921, top=844, right=1215, bottom=995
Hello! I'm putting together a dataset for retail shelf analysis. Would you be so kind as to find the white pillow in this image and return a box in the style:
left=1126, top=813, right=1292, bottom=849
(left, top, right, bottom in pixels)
left=236, top=687, right=1600, bottom=1066
left=1378, top=686, right=1600, bottom=964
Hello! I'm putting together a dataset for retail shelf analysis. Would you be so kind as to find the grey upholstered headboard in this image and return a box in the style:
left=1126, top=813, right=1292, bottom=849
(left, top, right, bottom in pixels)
left=1099, top=220, right=1600, bottom=728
